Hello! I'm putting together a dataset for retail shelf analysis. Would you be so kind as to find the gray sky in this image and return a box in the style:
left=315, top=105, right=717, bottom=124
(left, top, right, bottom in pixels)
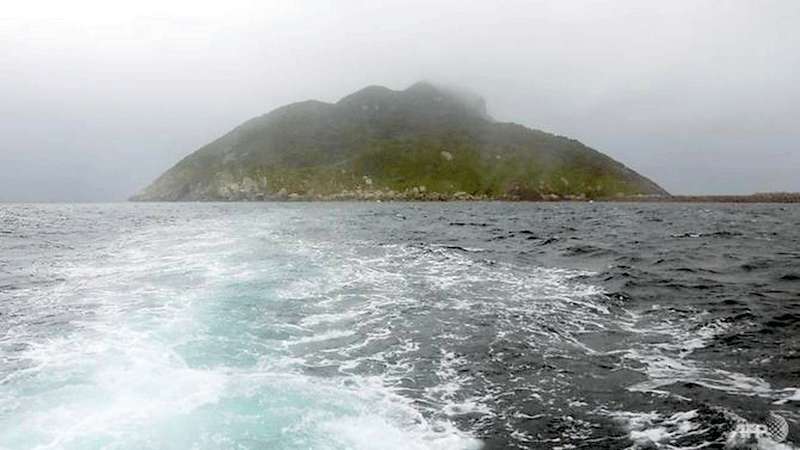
left=1, top=0, right=798, bottom=201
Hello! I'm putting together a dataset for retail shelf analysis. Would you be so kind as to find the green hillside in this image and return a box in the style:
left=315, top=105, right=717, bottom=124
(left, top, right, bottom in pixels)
left=132, top=82, right=667, bottom=201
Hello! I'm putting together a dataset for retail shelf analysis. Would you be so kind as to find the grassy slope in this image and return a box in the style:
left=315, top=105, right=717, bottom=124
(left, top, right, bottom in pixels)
left=133, top=84, right=667, bottom=200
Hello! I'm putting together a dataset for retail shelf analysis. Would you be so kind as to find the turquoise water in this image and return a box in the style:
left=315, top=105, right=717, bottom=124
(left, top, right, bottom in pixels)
left=0, top=205, right=482, bottom=449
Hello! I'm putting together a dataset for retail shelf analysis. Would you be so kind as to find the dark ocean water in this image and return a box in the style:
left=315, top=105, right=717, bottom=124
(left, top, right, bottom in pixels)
left=0, top=202, right=798, bottom=449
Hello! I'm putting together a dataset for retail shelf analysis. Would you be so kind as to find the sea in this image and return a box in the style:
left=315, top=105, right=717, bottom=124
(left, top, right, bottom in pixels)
left=1, top=202, right=798, bottom=449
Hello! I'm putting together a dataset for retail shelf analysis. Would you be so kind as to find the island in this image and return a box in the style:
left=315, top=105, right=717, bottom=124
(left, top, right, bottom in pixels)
left=132, top=82, right=671, bottom=202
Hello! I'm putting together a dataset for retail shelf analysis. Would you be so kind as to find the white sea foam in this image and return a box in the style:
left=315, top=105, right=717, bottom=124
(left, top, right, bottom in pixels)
left=0, top=212, right=489, bottom=449
left=612, top=409, right=710, bottom=449
left=616, top=311, right=800, bottom=404
left=613, top=408, right=799, bottom=450
left=286, top=328, right=357, bottom=345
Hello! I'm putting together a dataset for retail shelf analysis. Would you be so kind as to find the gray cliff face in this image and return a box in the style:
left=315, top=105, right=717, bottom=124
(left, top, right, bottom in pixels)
left=132, top=82, right=668, bottom=201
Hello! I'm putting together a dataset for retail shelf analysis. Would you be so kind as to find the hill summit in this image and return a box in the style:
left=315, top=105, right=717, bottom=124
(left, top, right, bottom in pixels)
left=132, top=82, right=667, bottom=201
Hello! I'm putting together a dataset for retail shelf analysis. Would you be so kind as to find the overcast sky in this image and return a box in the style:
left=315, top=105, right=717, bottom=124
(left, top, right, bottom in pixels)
left=1, top=0, right=798, bottom=201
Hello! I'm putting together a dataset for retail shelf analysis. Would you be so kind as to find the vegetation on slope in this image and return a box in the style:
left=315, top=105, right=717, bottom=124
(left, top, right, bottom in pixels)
left=132, top=82, right=667, bottom=201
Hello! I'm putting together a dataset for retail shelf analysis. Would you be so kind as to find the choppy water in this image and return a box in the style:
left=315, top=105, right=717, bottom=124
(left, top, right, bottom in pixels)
left=1, top=202, right=798, bottom=449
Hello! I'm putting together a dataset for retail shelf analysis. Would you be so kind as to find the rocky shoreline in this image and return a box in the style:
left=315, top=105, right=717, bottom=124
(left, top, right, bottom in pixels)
left=132, top=188, right=800, bottom=203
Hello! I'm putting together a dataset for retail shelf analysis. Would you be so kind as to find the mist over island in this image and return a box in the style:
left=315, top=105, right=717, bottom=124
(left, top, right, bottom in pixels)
left=133, top=82, right=668, bottom=202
